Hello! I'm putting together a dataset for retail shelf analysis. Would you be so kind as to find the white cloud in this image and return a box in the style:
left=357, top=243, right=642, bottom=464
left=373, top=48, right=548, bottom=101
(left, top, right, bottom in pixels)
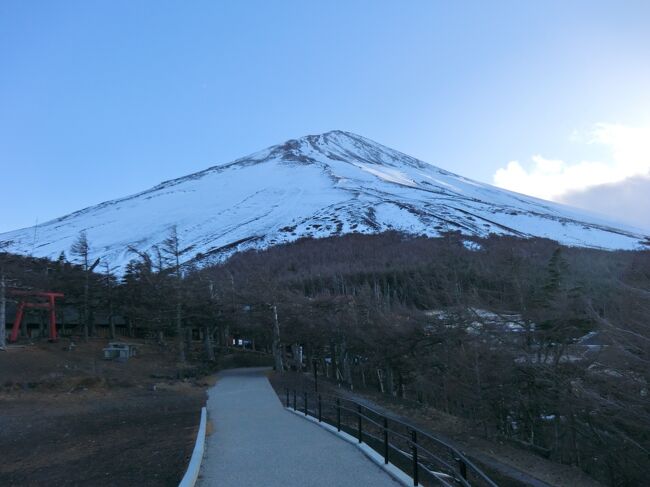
left=493, top=123, right=650, bottom=202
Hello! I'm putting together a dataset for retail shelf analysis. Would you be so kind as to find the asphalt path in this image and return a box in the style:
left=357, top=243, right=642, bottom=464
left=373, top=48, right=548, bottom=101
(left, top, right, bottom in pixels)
left=198, top=367, right=400, bottom=486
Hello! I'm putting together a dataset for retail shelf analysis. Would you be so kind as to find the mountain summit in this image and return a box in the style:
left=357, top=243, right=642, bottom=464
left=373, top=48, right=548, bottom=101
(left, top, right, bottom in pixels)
left=1, top=131, right=647, bottom=269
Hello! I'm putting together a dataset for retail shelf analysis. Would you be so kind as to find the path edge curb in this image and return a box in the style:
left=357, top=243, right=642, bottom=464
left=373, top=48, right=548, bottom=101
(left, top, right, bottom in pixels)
left=285, top=407, right=421, bottom=487
left=179, top=406, right=207, bottom=487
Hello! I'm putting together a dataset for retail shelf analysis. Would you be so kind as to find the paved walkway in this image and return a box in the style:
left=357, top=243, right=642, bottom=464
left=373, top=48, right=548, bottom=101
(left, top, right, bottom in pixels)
left=198, top=368, right=399, bottom=487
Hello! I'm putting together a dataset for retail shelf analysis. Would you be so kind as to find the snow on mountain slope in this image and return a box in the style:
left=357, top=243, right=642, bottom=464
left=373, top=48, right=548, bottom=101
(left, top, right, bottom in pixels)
left=1, top=131, right=647, bottom=270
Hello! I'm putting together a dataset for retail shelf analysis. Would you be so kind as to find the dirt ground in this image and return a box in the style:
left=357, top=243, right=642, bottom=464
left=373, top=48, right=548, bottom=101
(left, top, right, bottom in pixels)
left=269, top=371, right=604, bottom=487
left=0, top=339, right=207, bottom=487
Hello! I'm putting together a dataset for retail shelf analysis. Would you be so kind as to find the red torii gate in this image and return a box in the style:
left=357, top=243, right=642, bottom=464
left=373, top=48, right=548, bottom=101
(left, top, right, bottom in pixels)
left=9, top=290, right=64, bottom=343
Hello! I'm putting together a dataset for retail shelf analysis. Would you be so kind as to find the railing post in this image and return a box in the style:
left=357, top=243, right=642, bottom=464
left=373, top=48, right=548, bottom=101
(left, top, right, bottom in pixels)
left=285, top=388, right=289, bottom=407
left=293, top=389, right=297, bottom=411
left=383, top=416, right=389, bottom=464
left=411, top=429, right=418, bottom=486
left=456, top=456, right=468, bottom=480
left=304, top=391, right=308, bottom=416
left=357, top=405, right=363, bottom=443
left=336, top=398, right=341, bottom=432
left=318, top=394, right=322, bottom=422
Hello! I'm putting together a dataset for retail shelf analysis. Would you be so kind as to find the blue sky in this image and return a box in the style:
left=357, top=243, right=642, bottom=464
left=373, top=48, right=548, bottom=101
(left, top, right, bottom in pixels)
left=2, top=1, right=649, bottom=232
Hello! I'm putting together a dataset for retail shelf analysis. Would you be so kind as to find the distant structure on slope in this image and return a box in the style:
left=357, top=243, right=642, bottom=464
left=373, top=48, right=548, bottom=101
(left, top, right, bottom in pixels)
left=1, top=131, right=648, bottom=271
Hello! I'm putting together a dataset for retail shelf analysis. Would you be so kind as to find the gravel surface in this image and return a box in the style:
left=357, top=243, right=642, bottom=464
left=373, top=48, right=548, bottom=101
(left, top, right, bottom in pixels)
left=198, top=368, right=400, bottom=487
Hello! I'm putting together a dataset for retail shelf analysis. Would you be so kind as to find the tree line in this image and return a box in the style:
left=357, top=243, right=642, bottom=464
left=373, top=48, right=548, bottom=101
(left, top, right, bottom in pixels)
left=203, top=232, right=649, bottom=486
left=1, top=230, right=648, bottom=485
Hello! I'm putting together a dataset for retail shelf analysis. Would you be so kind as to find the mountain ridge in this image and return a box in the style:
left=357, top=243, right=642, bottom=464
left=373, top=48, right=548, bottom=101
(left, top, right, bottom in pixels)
left=1, top=130, right=647, bottom=270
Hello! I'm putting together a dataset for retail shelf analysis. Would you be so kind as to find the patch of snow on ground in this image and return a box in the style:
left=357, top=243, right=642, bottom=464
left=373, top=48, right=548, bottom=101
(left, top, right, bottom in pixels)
left=462, top=240, right=483, bottom=251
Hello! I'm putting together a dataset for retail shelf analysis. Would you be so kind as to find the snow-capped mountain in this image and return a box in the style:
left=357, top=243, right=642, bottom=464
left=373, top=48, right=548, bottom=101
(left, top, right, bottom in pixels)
left=1, top=131, right=647, bottom=270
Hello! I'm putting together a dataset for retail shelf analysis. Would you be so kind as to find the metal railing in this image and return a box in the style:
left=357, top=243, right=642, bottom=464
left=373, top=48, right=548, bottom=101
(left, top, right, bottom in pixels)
left=285, top=388, right=499, bottom=487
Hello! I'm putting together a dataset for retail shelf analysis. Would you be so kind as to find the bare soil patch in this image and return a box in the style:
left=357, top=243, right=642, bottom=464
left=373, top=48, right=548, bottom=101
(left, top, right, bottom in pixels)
left=0, top=340, right=206, bottom=487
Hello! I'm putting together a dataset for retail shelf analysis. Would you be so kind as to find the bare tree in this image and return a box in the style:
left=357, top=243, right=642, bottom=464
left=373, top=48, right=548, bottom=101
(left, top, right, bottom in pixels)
left=71, top=231, right=90, bottom=339
left=103, top=261, right=118, bottom=339
left=271, top=303, right=284, bottom=372
left=71, top=231, right=99, bottom=338
left=162, top=226, right=186, bottom=363
left=204, top=279, right=216, bottom=361
left=0, top=242, right=9, bottom=349
left=0, top=266, right=6, bottom=350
